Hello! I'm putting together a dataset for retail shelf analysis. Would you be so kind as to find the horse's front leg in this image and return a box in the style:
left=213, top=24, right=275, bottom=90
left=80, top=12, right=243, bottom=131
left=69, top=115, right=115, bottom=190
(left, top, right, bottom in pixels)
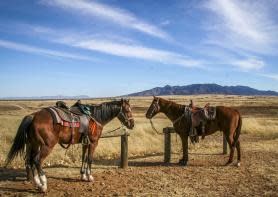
left=80, top=144, right=88, bottom=181
left=179, top=134, right=188, bottom=166
left=85, top=142, right=98, bottom=182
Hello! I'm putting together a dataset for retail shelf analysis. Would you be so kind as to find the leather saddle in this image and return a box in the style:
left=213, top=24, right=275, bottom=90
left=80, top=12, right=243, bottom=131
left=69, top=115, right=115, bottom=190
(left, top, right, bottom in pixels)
left=46, top=100, right=95, bottom=134
left=188, top=101, right=216, bottom=143
left=56, top=100, right=85, bottom=116
left=45, top=100, right=97, bottom=148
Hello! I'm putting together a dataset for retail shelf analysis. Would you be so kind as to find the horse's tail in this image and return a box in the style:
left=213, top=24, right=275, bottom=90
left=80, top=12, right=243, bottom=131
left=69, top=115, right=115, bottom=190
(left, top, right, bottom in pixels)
left=5, top=115, right=33, bottom=167
left=233, top=113, right=242, bottom=147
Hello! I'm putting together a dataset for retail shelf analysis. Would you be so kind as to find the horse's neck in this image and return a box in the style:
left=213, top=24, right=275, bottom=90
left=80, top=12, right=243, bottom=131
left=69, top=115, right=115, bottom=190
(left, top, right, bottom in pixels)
left=160, top=101, right=184, bottom=123
left=92, top=104, right=120, bottom=125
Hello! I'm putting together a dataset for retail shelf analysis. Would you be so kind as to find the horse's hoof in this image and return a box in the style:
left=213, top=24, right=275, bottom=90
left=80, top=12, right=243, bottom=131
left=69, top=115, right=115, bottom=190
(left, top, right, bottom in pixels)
left=87, top=175, right=94, bottom=182
left=178, top=159, right=188, bottom=166
left=236, top=162, right=241, bottom=167
left=81, top=174, right=87, bottom=181
left=225, top=161, right=232, bottom=166
left=39, top=185, right=47, bottom=193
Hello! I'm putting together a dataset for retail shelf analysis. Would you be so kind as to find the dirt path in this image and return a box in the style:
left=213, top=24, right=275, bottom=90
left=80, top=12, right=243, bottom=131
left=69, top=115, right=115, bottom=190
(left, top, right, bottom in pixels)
left=0, top=134, right=277, bottom=197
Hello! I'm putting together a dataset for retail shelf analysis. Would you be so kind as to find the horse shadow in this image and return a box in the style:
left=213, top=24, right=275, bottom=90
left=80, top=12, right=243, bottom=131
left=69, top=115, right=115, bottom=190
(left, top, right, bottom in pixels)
left=0, top=167, right=26, bottom=182
left=0, top=186, right=38, bottom=194
left=0, top=167, right=38, bottom=194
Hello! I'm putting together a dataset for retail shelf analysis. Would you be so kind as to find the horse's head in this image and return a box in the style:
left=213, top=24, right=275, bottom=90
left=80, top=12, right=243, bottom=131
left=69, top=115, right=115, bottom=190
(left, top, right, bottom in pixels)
left=203, top=103, right=216, bottom=120
left=117, top=98, right=134, bottom=129
left=146, top=96, right=161, bottom=119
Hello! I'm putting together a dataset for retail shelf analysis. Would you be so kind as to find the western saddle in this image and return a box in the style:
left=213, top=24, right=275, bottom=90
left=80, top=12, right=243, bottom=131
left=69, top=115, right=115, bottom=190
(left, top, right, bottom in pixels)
left=188, top=100, right=216, bottom=143
left=46, top=100, right=97, bottom=148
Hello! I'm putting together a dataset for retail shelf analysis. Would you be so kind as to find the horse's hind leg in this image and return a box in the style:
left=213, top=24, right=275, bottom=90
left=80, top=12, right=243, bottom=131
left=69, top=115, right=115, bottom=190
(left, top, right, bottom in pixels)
left=36, top=145, right=53, bottom=192
left=236, top=140, right=241, bottom=167
left=30, top=145, right=43, bottom=190
left=25, top=143, right=33, bottom=181
left=31, top=145, right=53, bottom=192
left=224, top=131, right=235, bottom=165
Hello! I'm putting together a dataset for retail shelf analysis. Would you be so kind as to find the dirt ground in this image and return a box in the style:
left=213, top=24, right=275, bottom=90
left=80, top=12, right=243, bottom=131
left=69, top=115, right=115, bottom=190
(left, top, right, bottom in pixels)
left=0, top=134, right=277, bottom=197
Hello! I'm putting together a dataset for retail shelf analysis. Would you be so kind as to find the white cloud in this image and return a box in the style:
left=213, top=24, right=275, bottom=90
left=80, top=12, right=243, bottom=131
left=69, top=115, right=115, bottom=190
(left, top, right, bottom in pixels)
left=261, top=73, right=278, bottom=80
left=20, top=24, right=202, bottom=68
left=64, top=38, right=202, bottom=68
left=232, top=57, right=265, bottom=71
left=41, top=0, right=171, bottom=41
left=0, top=39, right=91, bottom=60
left=160, top=20, right=171, bottom=26
left=202, top=0, right=278, bottom=55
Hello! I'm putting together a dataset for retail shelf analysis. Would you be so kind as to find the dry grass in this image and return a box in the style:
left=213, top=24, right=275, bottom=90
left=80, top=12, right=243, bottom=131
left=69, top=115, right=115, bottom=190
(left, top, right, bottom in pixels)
left=0, top=95, right=278, bottom=168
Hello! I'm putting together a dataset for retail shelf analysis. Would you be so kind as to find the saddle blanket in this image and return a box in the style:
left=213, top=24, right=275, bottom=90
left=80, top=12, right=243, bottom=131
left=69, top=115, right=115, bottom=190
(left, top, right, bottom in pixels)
left=46, top=107, right=81, bottom=128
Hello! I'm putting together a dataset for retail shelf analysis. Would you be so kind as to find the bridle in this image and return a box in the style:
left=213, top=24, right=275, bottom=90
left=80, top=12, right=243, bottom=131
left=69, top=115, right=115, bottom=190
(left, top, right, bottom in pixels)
left=203, top=106, right=216, bottom=120
left=148, top=98, right=160, bottom=118
left=117, top=104, right=134, bottom=126
left=148, top=98, right=163, bottom=134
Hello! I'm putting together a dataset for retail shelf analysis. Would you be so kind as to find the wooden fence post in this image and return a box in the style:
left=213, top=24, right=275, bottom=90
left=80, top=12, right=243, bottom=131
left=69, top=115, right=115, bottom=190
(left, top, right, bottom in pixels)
left=163, top=128, right=171, bottom=163
left=120, top=132, right=128, bottom=168
left=223, top=133, right=228, bottom=154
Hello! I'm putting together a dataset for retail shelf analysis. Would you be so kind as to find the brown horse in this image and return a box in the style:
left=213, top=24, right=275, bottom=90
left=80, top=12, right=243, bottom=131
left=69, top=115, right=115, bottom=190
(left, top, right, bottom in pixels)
left=146, top=96, right=242, bottom=167
left=5, top=99, right=134, bottom=192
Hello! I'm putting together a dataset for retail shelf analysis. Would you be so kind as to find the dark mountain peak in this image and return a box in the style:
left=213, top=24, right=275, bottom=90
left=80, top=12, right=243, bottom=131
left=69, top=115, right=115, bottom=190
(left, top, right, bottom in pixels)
left=127, top=84, right=278, bottom=96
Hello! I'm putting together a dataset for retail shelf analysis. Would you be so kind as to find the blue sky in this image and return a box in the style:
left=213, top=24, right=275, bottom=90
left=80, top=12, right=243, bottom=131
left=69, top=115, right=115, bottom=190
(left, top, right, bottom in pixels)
left=0, top=0, right=278, bottom=97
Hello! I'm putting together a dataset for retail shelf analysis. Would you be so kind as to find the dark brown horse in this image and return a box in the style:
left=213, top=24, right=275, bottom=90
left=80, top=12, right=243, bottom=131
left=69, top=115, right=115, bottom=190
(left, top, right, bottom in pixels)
left=146, top=97, right=242, bottom=167
left=5, top=99, right=134, bottom=192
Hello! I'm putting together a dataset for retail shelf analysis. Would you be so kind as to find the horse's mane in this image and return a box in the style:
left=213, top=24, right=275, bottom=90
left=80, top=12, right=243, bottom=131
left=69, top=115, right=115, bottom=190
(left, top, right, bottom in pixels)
left=90, top=101, right=121, bottom=123
left=158, top=97, right=186, bottom=113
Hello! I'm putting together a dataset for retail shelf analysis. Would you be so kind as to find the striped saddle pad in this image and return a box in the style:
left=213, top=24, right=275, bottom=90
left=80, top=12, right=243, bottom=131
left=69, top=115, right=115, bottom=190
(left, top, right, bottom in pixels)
left=46, top=107, right=80, bottom=127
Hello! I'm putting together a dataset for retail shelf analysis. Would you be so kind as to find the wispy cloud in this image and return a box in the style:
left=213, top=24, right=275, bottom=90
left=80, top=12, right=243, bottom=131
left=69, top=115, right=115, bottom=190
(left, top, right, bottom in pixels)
left=202, top=0, right=278, bottom=55
left=19, top=24, right=202, bottom=68
left=0, top=39, right=91, bottom=60
left=231, top=57, right=265, bottom=71
left=71, top=39, right=202, bottom=67
left=41, top=0, right=171, bottom=41
left=260, top=73, right=278, bottom=81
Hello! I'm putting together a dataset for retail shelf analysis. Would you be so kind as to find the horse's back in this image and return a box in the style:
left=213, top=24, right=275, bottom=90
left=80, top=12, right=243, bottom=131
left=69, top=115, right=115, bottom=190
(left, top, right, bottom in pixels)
left=217, top=106, right=240, bottom=117
left=216, top=106, right=241, bottom=130
left=33, top=108, right=54, bottom=125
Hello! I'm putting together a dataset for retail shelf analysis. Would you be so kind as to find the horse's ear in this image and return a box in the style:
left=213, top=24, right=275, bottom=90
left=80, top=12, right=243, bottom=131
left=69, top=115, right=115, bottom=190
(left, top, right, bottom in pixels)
left=121, top=98, right=124, bottom=103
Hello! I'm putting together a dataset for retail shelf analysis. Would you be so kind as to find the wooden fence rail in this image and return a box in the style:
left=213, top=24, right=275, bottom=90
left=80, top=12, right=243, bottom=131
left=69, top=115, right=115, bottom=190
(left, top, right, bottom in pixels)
left=100, top=128, right=129, bottom=169
left=163, top=127, right=228, bottom=163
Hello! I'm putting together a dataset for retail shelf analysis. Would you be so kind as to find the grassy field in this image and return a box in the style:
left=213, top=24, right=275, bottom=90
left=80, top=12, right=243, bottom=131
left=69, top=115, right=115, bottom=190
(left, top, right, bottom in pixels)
left=0, top=95, right=278, bottom=168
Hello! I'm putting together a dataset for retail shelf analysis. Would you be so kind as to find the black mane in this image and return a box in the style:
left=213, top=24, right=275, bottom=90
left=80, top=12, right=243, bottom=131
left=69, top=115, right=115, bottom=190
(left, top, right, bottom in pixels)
left=90, top=101, right=121, bottom=124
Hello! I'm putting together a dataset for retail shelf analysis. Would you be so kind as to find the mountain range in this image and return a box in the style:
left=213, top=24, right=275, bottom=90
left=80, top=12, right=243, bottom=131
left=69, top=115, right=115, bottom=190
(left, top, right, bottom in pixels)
left=127, top=84, right=278, bottom=96
left=1, top=84, right=278, bottom=100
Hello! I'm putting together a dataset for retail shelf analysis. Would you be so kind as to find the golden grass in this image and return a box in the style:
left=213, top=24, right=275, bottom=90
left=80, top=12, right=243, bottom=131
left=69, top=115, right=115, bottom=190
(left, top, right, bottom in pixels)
left=0, top=95, right=278, bottom=167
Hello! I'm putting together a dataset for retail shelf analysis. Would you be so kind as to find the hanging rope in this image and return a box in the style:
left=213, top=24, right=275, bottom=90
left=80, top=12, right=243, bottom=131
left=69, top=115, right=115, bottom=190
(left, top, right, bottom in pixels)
left=102, top=125, right=125, bottom=135
left=149, top=119, right=163, bottom=135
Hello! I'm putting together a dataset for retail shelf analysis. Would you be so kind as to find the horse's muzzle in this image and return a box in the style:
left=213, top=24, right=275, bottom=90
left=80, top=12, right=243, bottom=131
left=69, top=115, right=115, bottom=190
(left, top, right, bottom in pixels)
left=127, top=119, right=135, bottom=129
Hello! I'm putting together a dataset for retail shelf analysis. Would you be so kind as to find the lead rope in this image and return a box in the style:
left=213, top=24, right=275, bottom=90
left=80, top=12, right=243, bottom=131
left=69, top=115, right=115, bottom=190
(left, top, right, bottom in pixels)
left=103, top=125, right=124, bottom=135
left=150, top=119, right=163, bottom=135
